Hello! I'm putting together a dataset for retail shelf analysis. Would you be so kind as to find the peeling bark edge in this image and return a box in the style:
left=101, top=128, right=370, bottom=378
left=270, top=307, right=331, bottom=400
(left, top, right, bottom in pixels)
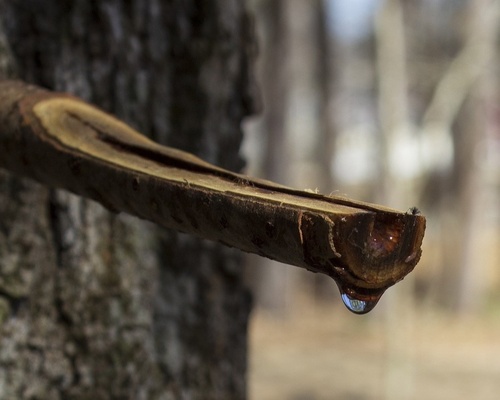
left=0, top=80, right=425, bottom=301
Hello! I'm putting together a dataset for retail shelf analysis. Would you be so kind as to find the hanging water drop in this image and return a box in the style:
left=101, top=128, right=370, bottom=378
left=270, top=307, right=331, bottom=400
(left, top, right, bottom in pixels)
left=340, top=292, right=380, bottom=315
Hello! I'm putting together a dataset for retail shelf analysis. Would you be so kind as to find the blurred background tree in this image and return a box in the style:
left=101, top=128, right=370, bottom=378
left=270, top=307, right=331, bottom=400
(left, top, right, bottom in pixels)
left=245, top=0, right=500, bottom=315
left=246, top=1, right=500, bottom=397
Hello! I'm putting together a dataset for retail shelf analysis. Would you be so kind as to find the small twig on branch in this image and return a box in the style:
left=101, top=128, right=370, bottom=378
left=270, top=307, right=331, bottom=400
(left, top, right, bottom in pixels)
left=0, top=80, right=425, bottom=313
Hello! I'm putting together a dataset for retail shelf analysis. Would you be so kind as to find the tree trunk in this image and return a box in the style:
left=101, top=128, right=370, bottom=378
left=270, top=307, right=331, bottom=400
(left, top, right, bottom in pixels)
left=0, top=1, right=255, bottom=399
left=244, top=0, right=289, bottom=312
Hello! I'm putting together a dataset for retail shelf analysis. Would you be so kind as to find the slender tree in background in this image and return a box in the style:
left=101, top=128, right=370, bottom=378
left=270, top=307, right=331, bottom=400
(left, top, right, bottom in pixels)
left=374, top=2, right=417, bottom=398
left=246, top=0, right=336, bottom=309
left=405, top=0, right=500, bottom=312
left=0, top=1, right=255, bottom=398
left=244, top=0, right=289, bottom=312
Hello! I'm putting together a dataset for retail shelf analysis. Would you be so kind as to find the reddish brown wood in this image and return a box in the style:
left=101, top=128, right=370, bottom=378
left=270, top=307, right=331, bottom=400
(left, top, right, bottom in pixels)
left=0, top=80, right=426, bottom=311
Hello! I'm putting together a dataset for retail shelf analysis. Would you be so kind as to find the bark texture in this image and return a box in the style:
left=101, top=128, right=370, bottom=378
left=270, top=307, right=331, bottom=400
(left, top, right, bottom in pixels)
left=0, top=1, right=254, bottom=399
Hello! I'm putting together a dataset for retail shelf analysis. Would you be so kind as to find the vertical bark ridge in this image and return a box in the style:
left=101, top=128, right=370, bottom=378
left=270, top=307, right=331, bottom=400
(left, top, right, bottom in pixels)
left=0, top=1, right=254, bottom=398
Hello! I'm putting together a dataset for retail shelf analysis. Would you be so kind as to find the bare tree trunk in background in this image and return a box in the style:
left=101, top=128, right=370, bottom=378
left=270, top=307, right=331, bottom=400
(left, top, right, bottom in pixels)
left=245, top=0, right=335, bottom=310
left=453, top=0, right=499, bottom=313
left=454, top=95, right=491, bottom=313
left=244, top=0, right=290, bottom=312
left=309, top=0, right=337, bottom=300
left=0, top=1, right=255, bottom=399
left=375, top=1, right=415, bottom=399
left=376, top=0, right=412, bottom=204
left=416, top=0, right=500, bottom=312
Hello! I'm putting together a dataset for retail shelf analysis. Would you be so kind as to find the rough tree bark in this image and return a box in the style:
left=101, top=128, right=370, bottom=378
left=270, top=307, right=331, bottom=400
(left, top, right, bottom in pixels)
left=0, top=1, right=255, bottom=399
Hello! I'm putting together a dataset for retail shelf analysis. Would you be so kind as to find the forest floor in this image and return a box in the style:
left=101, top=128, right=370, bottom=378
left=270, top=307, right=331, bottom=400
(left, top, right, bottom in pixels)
left=248, top=287, right=500, bottom=400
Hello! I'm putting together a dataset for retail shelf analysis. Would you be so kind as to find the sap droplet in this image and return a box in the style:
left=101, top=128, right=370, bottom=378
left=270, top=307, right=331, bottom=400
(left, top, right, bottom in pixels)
left=340, top=292, right=380, bottom=315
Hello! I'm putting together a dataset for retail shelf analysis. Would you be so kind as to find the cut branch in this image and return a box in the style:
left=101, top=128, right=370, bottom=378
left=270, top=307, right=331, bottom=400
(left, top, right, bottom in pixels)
left=0, top=80, right=425, bottom=312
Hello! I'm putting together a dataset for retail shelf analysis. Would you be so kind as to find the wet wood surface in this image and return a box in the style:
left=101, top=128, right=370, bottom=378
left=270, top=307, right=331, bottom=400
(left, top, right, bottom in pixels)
left=0, top=80, right=425, bottom=310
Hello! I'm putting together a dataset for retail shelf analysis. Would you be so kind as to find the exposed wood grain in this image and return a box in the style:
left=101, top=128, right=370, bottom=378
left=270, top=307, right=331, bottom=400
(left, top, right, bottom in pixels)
left=0, top=80, right=425, bottom=309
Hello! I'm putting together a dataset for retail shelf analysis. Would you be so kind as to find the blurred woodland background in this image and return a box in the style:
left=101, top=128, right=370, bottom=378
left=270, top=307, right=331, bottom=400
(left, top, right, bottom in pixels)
left=243, top=0, right=500, bottom=399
